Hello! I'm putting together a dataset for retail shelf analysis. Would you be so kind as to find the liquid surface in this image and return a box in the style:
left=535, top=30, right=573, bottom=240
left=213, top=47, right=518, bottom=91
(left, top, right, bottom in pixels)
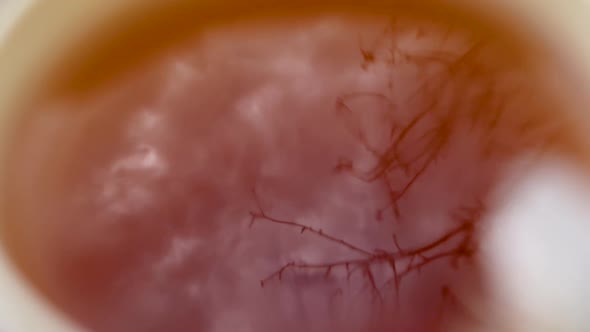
left=5, top=14, right=565, bottom=332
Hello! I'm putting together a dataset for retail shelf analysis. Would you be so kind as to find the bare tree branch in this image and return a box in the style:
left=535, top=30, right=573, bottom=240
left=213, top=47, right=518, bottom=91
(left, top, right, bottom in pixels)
left=250, top=189, right=373, bottom=257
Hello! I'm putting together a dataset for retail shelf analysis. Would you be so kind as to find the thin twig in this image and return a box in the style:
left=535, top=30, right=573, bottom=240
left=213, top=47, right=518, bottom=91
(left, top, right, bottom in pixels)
left=250, top=189, right=373, bottom=257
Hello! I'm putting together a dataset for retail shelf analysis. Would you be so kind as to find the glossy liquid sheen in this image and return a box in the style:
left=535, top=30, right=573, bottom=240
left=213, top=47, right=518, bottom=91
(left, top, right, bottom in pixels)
left=4, top=14, right=566, bottom=332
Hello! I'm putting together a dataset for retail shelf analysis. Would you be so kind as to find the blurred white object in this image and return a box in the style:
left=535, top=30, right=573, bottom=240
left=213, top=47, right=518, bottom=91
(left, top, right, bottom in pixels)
left=483, top=158, right=590, bottom=331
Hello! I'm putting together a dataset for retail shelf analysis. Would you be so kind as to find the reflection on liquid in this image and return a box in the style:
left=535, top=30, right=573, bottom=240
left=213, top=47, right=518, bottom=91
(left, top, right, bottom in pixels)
left=5, top=14, right=566, bottom=332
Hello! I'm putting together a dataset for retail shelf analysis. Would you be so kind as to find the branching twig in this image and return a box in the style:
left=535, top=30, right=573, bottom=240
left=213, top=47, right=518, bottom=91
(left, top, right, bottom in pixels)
left=251, top=21, right=496, bottom=322
left=250, top=189, right=373, bottom=257
left=254, top=194, right=476, bottom=300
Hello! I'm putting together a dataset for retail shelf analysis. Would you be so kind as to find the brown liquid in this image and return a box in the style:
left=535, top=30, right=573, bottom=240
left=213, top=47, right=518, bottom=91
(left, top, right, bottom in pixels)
left=2, top=14, right=567, bottom=332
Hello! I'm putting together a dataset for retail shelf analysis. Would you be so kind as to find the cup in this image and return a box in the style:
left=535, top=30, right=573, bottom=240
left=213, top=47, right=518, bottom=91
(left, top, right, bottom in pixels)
left=0, top=1, right=589, bottom=331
